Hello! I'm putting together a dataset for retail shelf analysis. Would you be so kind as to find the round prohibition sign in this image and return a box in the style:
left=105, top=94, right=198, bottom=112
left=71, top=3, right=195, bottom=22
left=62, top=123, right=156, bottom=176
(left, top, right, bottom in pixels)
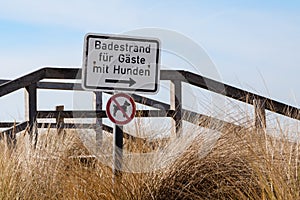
left=106, top=93, right=136, bottom=125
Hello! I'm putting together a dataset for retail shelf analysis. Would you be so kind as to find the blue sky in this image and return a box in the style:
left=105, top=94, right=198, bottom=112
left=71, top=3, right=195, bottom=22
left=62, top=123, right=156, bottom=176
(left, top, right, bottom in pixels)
left=0, top=0, right=300, bottom=121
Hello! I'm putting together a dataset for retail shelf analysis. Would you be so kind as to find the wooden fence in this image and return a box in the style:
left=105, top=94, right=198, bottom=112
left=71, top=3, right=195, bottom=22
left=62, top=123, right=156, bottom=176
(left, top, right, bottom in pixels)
left=0, top=67, right=299, bottom=147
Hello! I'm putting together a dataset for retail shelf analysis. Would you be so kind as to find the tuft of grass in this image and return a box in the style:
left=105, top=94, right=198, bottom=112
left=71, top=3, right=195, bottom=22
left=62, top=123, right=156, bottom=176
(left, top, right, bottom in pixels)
left=1, top=114, right=300, bottom=199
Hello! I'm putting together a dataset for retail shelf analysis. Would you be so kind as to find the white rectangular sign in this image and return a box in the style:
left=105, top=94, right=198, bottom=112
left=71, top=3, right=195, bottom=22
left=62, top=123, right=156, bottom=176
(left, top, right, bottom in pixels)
left=82, top=33, right=160, bottom=94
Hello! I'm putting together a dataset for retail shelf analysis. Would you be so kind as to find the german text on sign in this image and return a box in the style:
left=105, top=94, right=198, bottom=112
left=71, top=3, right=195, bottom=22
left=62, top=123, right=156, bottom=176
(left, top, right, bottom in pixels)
left=82, top=33, right=160, bottom=94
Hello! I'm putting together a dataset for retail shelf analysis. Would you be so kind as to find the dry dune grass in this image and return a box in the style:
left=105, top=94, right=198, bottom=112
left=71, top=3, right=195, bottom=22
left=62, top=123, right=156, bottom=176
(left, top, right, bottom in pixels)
left=0, top=114, right=300, bottom=199
left=146, top=128, right=300, bottom=200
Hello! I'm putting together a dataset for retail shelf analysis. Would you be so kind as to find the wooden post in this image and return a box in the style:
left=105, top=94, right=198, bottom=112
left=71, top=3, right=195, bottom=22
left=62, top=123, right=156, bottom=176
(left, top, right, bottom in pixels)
left=6, top=127, right=16, bottom=149
left=94, top=91, right=103, bottom=150
left=56, top=105, right=65, bottom=135
left=25, top=83, right=38, bottom=146
left=170, top=80, right=182, bottom=137
left=254, top=99, right=266, bottom=129
left=113, top=125, right=123, bottom=180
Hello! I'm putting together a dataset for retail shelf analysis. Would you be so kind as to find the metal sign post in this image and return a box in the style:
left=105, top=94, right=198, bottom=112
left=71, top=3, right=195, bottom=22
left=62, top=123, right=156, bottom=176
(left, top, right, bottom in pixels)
left=113, top=124, right=123, bottom=180
left=106, top=93, right=136, bottom=179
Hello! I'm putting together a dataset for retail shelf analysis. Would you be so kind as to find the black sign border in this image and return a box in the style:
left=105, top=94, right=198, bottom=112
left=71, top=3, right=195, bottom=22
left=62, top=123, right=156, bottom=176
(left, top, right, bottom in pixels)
left=82, top=34, right=160, bottom=94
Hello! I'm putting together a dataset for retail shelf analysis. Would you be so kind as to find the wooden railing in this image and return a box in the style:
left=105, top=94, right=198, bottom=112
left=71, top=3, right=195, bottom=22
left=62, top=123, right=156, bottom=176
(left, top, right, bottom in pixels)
left=0, top=67, right=299, bottom=147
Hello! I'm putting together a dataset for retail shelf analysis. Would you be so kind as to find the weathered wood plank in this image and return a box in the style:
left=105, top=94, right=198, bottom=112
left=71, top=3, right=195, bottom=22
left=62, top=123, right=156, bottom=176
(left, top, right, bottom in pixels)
left=182, top=109, right=246, bottom=133
left=37, top=82, right=83, bottom=90
left=254, top=99, right=266, bottom=129
left=131, top=93, right=170, bottom=110
left=0, top=69, right=45, bottom=97
left=44, top=68, right=81, bottom=79
left=0, top=79, right=10, bottom=85
left=25, top=83, right=38, bottom=145
left=36, top=110, right=174, bottom=119
left=0, top=122, right=21, bottom=128
left=170, top=80, right=182, bottom=137
left=0, top=121, right=28, bottom=148
left=25, top=84, right=37, bottom=126
left=55, top=105, right=65, bottom=135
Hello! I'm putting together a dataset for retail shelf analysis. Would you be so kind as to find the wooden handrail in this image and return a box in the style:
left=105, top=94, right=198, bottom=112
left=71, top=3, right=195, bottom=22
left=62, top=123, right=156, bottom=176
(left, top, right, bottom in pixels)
left=0, top=67, right=299, bottom=134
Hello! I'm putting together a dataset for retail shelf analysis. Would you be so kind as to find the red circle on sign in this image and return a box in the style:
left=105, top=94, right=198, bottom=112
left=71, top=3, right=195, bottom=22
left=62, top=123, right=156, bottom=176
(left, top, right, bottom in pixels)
left=106, top=93, right=136, bottom=125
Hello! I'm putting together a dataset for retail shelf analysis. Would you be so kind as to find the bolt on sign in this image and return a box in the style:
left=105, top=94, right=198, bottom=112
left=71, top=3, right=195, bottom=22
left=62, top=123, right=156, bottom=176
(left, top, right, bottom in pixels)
left=82, top=33, right=161, bottom=94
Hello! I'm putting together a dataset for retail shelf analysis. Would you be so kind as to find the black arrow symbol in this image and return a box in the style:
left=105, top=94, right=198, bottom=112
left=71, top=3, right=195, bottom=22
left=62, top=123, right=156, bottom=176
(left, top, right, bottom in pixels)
left=105, top=78, right=136, bottom=87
